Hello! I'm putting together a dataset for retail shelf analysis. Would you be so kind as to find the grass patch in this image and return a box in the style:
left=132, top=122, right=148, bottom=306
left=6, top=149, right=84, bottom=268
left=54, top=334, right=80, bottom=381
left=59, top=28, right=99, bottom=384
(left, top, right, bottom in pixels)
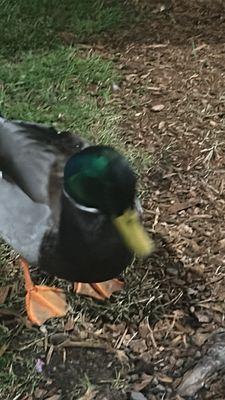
left=0, top=0, right=124, bottom=58
left=0, top=0, right=126, bottom=147
left=0, top=47, right=149, bottom=166
left=0, top=0, right=145, bottom=164
left=0, top=48, right=120, bottom=145
left=0, top=322, right=45, bottom=399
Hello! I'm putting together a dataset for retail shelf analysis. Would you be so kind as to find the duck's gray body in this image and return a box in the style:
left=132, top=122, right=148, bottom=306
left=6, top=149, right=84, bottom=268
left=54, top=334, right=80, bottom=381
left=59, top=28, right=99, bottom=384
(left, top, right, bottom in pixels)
left=0, top=117, right=85, bottom=264
left=0, top=117, right=132, bottom=282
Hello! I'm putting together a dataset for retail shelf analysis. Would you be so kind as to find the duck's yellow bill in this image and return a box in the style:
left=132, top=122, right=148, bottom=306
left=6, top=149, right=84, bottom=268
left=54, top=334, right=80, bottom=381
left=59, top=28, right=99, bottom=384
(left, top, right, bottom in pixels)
left=113, top=209, right=155, bottom=257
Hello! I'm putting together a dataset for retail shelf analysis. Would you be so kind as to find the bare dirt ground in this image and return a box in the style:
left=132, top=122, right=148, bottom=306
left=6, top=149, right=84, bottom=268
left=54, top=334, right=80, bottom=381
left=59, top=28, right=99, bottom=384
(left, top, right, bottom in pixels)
left=2, top=1, right=225, bottom=399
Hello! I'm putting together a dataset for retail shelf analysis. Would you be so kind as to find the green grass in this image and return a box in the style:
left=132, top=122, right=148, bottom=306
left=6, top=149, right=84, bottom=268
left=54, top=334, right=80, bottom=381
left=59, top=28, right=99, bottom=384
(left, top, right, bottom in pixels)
left=0, top=0, right=124, bottom=58
left=0, top=46, right=150, bottom=166
left=0, top=0, right=147, bottom=164
left=0, top=0, right=125, bottom=145
left=0, top=0, right=138, bottom=153
left=0, top=351, right=43, bottom=399
left=0, top=48, right=120, bottom=145
left=0, top=321, right=45, bottom=399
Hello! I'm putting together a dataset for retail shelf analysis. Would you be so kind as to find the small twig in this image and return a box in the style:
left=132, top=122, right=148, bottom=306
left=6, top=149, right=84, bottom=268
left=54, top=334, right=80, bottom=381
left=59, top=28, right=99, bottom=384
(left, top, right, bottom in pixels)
left=178, top=332, right=225, bottom=397
left=148, top=325, right=157, bottom=349
left=152, top=206, right=160, bottom=230
left=126, top=331, right=138, bottom=347
left=197, top=297, right=215, bottom=305
left=165, top=311, right=179, bottom=340
left=63, top=347, right=67, bottom=364
left=0, top=343, right=10, bottom=357
left=115, top=326, right=128, bottom=349
left=46, top=344, right=54, bottom=365
left=187, top=214, right=212, bottom=222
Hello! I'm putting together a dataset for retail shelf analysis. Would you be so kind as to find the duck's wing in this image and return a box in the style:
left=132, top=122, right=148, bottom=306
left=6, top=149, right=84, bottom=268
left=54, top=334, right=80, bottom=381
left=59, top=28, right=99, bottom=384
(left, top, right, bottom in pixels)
left=0, top=117, right=87, bottom=207
left=0, top=117, right=87, bottom=263
left=0, top=177, right=52, bottom=264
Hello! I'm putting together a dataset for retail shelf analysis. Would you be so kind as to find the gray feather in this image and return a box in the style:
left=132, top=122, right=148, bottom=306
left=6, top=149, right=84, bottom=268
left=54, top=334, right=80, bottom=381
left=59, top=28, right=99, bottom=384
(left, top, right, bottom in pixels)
left=0, top=117, right=59, bottom=204
left=0, top=177, right=52, bottom=264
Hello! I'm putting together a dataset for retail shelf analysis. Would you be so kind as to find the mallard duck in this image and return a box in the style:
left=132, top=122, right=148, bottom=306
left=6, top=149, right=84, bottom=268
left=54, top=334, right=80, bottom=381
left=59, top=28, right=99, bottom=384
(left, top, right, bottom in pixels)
left=0, top=116, right=154, bottom=325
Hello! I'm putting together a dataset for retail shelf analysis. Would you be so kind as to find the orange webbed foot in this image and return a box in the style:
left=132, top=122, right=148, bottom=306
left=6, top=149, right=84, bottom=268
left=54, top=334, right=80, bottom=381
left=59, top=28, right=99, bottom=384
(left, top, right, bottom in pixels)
left=20, top=258, right=69, bottom=326
left=74, top=279, right=124, bottom=300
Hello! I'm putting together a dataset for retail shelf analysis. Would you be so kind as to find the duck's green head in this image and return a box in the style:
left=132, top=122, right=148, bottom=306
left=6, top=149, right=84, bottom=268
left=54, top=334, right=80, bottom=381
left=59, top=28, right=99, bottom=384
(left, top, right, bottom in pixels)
left=64, top=145, right=154, bottom=257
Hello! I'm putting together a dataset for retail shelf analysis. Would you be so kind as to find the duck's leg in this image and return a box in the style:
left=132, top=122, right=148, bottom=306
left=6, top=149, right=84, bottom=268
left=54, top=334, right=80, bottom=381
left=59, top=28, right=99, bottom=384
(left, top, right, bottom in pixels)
left=73, top=279, right=124, bottom=300
left=20, top=258, right=69, bottom=326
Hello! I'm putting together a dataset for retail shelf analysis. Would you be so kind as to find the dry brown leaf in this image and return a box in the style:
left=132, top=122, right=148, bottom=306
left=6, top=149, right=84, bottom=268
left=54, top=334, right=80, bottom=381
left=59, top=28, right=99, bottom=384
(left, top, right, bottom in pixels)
left=133, top=373, right=153, bottom=391
left=171, top=335, right=182, bottom=345
left=192, top=332, right=209, bottom=347
left=78, top=387, right=98, bottom=400
left=105, top=323, right=126, bottom=337
left=34, top=388, right=47, bottom=399
left=126, top=73, right=137, bottom=82
left=219, top=238, right=225, bottom=249
left=129, top=339, right=147, bottom=354
left=116, top=349, right=129, bottom=364
left=157, top=373, right=173, bottom=383
left=174, top=322, right=193, bottom=334
left=158, top=121, right=166, bottom=130
left=139, top=321, right=150, bottom=339
left=64, top=317, right=75, bottom=332
left=189, top=264, right=205, bottom=275
left=151, top=104, right=165, bottom=112
left=195, top=312, right=210, bottom=323
left=210, top=120, right=217, bottom=127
